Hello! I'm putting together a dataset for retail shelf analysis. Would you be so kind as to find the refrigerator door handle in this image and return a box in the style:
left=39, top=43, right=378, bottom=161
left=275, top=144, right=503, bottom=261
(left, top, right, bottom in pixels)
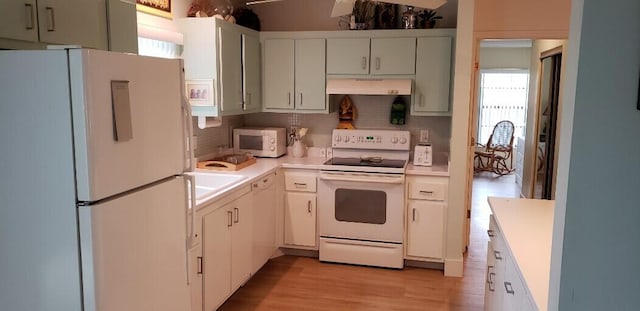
left=180, top=62, right=194, bottom=173
left=184, top=175, right=196, bottom=285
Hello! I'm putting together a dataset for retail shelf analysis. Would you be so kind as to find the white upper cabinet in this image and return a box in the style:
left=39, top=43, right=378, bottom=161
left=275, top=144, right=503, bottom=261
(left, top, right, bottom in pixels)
left=412, top=36, right=452, bottom=115
left=263, top=38, right=327, bottom=113
left=327, top=37, right=416, bottom=75
left=1, top=0, right=109, bottom=50
left=179, top=18, right=261, bottom=117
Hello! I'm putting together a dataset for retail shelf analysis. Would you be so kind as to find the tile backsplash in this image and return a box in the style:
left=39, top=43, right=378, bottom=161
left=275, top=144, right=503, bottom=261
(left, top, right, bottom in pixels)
left=193, top=95, right=451, bottom=158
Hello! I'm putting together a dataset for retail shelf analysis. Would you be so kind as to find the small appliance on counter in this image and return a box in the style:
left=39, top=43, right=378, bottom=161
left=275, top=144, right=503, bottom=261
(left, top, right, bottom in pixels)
left=413, top=143, right=433, bottom=166
left=233, top=127, right=286, bottom=158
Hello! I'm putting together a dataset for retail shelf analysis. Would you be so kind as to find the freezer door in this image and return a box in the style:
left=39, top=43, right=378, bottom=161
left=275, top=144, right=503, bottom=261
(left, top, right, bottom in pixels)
left=79, top=176, right=191, bottom=311
left=69, top=49, right=187, bottom=202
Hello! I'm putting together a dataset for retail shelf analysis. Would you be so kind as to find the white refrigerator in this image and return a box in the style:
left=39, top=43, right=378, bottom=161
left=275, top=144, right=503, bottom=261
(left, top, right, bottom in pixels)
left=0, top=49, right=194, bottom=311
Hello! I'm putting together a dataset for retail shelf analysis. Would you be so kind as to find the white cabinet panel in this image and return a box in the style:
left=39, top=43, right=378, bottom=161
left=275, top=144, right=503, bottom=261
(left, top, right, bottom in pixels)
left=0, top=0, right=39, bottom=42
left=230, top=194, right=253, bottom=290
left=284, top=192, right=317, bottom=247
left=202, top=206, right=232, bottom=311
left=252, top=174, right=277, bottom=273
left=37, top=0, right=108, bottom=49
left=413, top=36, right=452, bottom=115
left=243, top=34, right=261, bottom=113
left=218, top=24, right=243, bottom=114
left=406, top=201, right=445, bottom=259
left=189, top=245, right=203, bottom=311
left=284, top=171, right=317, bottom=192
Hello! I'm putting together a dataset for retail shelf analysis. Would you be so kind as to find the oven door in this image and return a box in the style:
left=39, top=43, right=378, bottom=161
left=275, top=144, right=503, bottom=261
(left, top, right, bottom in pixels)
left=318, top=171, right=405, bottom=243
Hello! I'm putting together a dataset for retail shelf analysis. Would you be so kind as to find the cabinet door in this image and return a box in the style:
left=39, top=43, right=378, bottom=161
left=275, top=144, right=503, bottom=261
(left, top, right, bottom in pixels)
left=189, top=245, right=203, bottom=311
left=230, top=193, right=253, bottom=291
left=370, top=38, right=416, bottom=75
left=263, top=39, right=294, bottom=109
left=0, top=0, right=39, bottom=42
left=37, top=0, right=108, bottom=49
left=294, top=39, right=326, bottom=111
left=202, top=207, right=232, bottom=311
left=242, top=34, right=261, bottom=113
left=106, top=0, right=138, bottom=54
left=326, top=38, right=370, bottom=75
left=406, top=201, right=445, bottom=259
left=218, top=24, right=243, bottom=114
left=413, top=37, right=452, bottom=114
left=284, top=192, right=317, bottom=247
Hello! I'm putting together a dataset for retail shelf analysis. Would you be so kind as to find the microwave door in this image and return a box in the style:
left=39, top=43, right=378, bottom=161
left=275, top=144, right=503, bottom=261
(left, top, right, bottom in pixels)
left=238, top=135, right=264, bottom=152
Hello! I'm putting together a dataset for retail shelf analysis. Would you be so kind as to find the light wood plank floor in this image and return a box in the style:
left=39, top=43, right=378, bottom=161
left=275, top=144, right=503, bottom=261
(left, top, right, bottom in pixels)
left=220, top=173, right=519, bottom=310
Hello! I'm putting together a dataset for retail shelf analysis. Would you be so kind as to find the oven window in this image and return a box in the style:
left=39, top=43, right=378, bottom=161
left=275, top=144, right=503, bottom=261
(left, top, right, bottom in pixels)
left=335, top=189, right=386, bottom=224
left=238, top=135, right=263, bottom=150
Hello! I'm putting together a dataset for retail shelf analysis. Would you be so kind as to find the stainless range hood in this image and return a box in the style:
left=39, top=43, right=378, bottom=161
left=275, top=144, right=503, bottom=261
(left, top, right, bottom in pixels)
left=326, top=78, right=412, bottom=95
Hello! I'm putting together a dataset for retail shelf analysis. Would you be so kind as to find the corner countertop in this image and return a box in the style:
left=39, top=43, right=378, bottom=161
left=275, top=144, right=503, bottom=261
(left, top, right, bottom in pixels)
left=405, top=163, right=450, bottom=177
left=488, top=197, right=555, bottom=311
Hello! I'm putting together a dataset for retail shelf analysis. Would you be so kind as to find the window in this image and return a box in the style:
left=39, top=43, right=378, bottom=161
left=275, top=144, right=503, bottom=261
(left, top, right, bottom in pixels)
left=137, top=37, right=182, bottom=59
left=477, top=70, right=529, bottom=144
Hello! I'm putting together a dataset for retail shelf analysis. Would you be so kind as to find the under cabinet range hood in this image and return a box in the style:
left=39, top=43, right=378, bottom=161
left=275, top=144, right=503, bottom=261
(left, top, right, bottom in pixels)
left=326, top=78, right=412, bottom=95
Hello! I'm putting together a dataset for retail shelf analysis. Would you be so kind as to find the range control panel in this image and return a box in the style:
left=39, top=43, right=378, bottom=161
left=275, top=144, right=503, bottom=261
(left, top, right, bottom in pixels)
left=331, top=129, right=411, bottom=151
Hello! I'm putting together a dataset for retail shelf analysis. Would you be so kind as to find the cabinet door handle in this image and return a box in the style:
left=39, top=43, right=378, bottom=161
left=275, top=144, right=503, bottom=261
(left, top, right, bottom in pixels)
left=487, top=229, right=494, bottom=237
left=420, top=94, right=425, bottom=107
left=504, top=282, right=515, bottom=295
left=412, top=207, right=416, bottom=222
left=234, top=207, right=239, bottom=223
left=287, top=92, right=291, bottom=106
left=197, top=256, right=203, bottom=275
left=299, top=93, right=303, bottom=106
left=45, top=7, right=55, bottom=32
left=307, top=200, right=312, bottom=213
left=361, top=57, right=367, bottom=70
left=227, top=210, right=233, bottom=227
left=375, top=57, right=381, bottom=70
left=494, top=250, right=502, bottom=260
left=489, top=272, right=496, bottom=292
left=24, top=3, right=35, bottom=30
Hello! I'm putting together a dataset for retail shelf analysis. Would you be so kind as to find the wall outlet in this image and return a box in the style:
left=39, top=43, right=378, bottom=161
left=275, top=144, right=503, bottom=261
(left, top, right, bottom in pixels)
left=419, top=129, right=431, bottom=143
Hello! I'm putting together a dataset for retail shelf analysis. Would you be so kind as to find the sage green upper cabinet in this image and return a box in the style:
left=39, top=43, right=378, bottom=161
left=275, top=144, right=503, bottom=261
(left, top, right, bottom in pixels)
left=263, top=38, right=327, bottom=112
left=412, top=36, right=452, bottom=115
left=0, top=0, right=108, bottom=50
left=242, top=34, right=261, bottom=113
left=370, top=38, right=416, bottom=75
left=327, top=37, right=416, bottom=75
left=179, top=18, right=261, bottom=117
left=326, top=38, right=370, bottom=75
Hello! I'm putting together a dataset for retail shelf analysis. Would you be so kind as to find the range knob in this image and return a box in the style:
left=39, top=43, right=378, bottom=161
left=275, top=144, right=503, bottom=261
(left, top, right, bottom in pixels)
left=399, top=137, right=408, bottom=144
left=391, top=137, right=399, bottom=144
left=270, top=137, right=276, bottom=144
left=343, top=136, right=350, bottom=142
left=335, top=135, right=342, bottom=142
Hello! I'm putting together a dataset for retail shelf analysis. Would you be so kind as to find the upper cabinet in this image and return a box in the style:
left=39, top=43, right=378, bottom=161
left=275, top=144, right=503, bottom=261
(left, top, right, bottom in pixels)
left=327, top=37, right=416, bottom=75
left=0, top=0, right=112, bottom=50
left=412, top=36, right=452, bottom=115
left=179, top=18, right=261, bottom=117
left=262, top=38, right=327, bottom=113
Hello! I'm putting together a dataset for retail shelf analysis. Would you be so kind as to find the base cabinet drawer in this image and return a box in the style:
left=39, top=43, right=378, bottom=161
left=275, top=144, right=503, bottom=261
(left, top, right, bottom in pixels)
left=284, top=172, right=317, bottom=192
left=408, top=180, right=448, bottom=201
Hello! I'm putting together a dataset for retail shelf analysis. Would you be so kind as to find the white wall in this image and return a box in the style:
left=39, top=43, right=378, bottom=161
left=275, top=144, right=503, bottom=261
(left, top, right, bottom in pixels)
left=548, top=0, right=640, bottom=309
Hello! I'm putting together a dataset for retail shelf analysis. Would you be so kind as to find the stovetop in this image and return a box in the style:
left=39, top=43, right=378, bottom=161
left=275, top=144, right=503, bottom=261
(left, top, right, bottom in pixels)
left=323, top=157, right=406, bottom=168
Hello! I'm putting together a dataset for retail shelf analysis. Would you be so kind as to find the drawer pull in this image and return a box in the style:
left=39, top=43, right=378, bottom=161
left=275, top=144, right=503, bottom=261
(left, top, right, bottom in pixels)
left=294, top=182, right=307, bottom=188
left=494, top=250, right=502, bottom=260
left=504, top=282, right=515, bottom=295
left=419, top=190, right=434, bottom=195
left=487, top=229, right=494, bottom=237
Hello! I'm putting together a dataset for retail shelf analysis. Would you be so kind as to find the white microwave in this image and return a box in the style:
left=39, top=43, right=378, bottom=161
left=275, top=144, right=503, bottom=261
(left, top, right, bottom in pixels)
left=233, top=127, right=287, bottom=158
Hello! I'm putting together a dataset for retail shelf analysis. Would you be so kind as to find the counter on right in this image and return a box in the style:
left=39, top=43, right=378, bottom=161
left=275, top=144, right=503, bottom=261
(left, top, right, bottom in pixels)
left=485, top=197, right=555, bottom=311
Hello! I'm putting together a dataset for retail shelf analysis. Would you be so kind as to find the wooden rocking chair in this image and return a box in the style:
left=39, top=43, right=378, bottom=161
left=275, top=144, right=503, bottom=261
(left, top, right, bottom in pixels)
left=474, top=120, right=515, bottom=176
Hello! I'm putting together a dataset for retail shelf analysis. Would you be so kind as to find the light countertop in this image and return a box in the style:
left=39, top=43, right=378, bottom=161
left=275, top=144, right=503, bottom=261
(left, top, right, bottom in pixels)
left=405, top=163, right=450, bottom=176
left=488, top=197, right=555, bottom=311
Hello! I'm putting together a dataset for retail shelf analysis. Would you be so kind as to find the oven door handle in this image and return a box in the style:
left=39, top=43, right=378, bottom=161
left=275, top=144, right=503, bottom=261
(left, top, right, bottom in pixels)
left=319, top=172, right=404, bottom=184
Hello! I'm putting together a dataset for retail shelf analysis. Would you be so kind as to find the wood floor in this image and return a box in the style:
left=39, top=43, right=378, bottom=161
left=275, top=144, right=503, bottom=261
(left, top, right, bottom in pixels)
left=220, top=173, right=520, bottom=311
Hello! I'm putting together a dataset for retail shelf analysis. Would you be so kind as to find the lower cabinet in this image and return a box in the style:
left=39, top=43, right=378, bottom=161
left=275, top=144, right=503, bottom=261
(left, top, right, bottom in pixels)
left=282, top=170, right=318, bottom=249
left=405, top=175, right=448, bottom=261
left=199, top=189, right=253, bottom=311
left=284, top=192, right=317, bottom=247
left=485, top=215, right=536, bottom=311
